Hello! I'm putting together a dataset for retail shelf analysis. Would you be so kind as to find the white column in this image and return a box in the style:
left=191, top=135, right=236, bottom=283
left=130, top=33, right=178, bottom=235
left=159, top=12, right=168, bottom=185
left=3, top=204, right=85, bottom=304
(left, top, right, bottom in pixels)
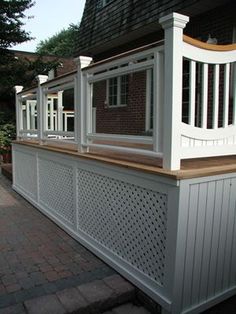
left=36, top=75, right=48, bottom=143
left=14, top=86, right=24, bottom=140
left=26, top=100, right=30, bottom=130
left=159, top=13, right=189, bottom=170
left=30, top=101, right=36, bottom=130
left=57, top=91, right=64, bottom=131
left=49, top=98, right=54, bottom=130
left=74, top=56, right=93, bottom=152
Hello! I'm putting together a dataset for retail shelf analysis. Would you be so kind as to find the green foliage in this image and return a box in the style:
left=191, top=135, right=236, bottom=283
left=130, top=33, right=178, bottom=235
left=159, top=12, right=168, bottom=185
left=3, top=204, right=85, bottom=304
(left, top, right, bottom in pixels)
left=36, top=23, right=80, bottom=57
left=0, top=0, right=34, bottom=49
left=0, top=0, right=57, bottom=125
left=0, top=123, right=16, bottom=153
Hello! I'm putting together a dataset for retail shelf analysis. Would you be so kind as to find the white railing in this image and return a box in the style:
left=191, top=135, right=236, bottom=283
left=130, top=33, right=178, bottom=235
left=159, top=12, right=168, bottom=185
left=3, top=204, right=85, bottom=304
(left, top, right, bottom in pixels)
left=80, top=43, right=164, bottom=157
left=15, top=13, right=236, bottom=170
left=179, top=36, right=236, bottom=159
left=159, top=13, right=236, bottom=169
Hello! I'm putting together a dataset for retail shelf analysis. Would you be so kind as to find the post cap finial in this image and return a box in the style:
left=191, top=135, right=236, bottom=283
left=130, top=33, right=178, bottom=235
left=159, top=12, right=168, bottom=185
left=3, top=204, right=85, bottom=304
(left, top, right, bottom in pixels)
left=36, top=75, right=48, bottom=85
left=14, top=85, right=23, bottom=94
left=159, top=12, right=189, bottom=30
left=74, top=56, right=93, bottom=69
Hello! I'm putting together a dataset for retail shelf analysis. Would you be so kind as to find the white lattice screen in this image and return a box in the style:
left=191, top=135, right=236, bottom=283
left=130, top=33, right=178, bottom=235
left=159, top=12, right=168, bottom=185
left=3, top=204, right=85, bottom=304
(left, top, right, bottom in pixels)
left=77, top=169, right=168, bottom=285
left=14, top=150, right=37, bottom=199
left=38, top=158, right=76, bottom=227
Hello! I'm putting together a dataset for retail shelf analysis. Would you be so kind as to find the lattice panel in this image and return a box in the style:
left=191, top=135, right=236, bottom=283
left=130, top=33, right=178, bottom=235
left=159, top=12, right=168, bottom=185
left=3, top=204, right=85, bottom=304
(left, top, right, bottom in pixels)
left=14, top=150, right=37, bottom=199
left=38, top=158, right=75, bottom=226
left=77, top=169, right=168, bottom=285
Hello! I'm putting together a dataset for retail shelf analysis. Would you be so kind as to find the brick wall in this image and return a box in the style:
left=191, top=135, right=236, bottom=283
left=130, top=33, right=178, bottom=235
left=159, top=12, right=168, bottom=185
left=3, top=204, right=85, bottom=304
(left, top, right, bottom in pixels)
left=94, top=71, right=147, bottom=135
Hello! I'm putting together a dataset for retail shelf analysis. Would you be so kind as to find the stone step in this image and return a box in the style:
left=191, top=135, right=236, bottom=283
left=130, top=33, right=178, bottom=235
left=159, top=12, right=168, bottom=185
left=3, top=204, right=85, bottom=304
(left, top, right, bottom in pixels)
left=21, top=275, right=136, bottom=314
left=103, top=303, right=151, bottom=314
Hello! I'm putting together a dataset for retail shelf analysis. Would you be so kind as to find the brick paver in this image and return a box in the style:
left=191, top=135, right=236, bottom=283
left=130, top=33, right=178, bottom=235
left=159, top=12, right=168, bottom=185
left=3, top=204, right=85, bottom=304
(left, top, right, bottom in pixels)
left=0, top=175, right=117, bottom=310
left=1, top=171, right=236, bottom=314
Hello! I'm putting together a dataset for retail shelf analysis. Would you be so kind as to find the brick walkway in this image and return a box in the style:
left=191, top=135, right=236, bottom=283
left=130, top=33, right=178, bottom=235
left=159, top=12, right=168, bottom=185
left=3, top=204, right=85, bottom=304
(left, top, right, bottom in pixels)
left=0, top=174, right=138, bottom=313
left=0, top=172, right=235, bottom=314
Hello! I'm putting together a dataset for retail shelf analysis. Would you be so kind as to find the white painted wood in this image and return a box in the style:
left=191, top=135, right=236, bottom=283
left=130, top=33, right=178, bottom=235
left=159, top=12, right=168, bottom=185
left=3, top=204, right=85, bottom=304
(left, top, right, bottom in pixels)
left=45, top=81, right=74, bottom=94
left=12, top=143, right=236, bottom=314
left=36, top=75, right=48, bottom=143
left=41, top=73, right=75, bottom=89
left=153, top=51, right=164, bottom=152
left=190, top=183, right=208, bottom=305
left=215, top=179, right=231, bottom=294
left=29, top=101, right=36, bottom=130
left=201, top=63, right=208, bottom=129
left=213, top=64, right=220, bottom=129
left=189, top=61, right=196, bottom=126
left=223, top=63, right=230, bottom=128
left=224, top=178, right=236, bottom=293
left=233, top=66, right=236, bottom=125
left=145, top=69, right=152, bottom=131
left=84, top=142, right=163, bottom=158
left=206, top=180, right=224, bottom=298
left=87, top=133, right=153, bottom=144
left=74, top=56, right=93, bottom=153
left=159, top=13, right=189, bottom=170
left=183, top=42, right=236, bottom=64
left=88, top=59, right=154, bottom=83
left=198, top=182, right=216, bottom=301
left=181, top=123, right=236, bottom=140
left=57, top=91, right=64, bottom=132
left=49, top=98, right=54, bottom=130
left=86, top=46, right=163, bottom=75
left=14, top=86, right=23, bottom=139
left=229, top=178, right=236, bottom=287
left=74, top=76, right=79, bottom=142
left=26, top=100, right=30, bottom=130
left=181, top=183, right=199, bottom=309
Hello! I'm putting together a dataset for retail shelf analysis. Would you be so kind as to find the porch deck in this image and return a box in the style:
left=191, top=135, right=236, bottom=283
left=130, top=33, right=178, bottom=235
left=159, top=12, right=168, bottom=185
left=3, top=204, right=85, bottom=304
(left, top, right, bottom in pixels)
left=14, top=140, right=236, bottom=180
left=12, top=12, right=236, bottom=314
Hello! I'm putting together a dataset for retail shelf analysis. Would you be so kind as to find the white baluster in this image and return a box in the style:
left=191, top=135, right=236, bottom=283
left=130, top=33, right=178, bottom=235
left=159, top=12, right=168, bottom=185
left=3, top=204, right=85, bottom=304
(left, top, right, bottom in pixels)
left=213, top=64, right=219, bottom=129
left=201, top=63, right=208, bottom=129
left=189, top=61, right=196, bottom=126
left=223, top=63, right=230, bottom=127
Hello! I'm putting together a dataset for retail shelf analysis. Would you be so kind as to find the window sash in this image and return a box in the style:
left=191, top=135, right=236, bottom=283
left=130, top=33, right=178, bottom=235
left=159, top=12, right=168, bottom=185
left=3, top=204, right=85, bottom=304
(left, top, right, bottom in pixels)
left=107, top=75, right=128, bottom=107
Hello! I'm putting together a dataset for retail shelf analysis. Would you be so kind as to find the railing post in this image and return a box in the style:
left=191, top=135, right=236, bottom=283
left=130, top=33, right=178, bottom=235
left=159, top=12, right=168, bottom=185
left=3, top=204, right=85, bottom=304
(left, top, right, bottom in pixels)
left=14, top=86, right=24, bottom=140
left=57, top=91, right=64, bottom=132
left=159, top=13, right=189, bottom=170
left=74, top=56, right=93, bottom=152
left=36, top=75, right=48, bottom=144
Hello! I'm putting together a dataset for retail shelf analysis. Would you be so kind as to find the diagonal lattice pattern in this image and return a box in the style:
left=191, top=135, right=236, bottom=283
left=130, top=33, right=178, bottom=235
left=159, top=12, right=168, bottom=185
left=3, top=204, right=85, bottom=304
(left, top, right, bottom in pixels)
left=38, top=158, right=75, bottom=226
left=14, top=150, right=37, bottom=199
left=77, top=169, right=167, bottom=285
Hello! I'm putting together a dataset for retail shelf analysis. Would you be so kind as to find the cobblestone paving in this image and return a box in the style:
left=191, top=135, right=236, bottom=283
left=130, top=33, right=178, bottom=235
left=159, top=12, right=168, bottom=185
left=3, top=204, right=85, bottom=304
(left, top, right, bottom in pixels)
left=0, top=175, right=116, bottom=309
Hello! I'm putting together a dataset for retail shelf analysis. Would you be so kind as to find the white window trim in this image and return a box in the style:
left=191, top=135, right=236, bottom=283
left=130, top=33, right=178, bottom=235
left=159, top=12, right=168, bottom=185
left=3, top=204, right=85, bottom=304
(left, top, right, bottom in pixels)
left=106, top=76, right=128, bottom=108
left=145, top=69, right=152, bottom=131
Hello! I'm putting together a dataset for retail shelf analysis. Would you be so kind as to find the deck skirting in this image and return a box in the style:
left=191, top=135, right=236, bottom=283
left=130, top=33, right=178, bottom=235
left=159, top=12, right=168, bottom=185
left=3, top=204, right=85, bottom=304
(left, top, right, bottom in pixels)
left=12, top=143, right=236, bottom=314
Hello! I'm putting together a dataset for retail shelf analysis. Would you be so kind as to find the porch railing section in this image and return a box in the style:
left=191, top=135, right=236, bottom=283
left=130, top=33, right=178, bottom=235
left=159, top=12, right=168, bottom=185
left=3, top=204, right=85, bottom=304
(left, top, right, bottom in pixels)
left=80, top=43, right=164, bottom=157
left=15, top=13, right=236, bottom=170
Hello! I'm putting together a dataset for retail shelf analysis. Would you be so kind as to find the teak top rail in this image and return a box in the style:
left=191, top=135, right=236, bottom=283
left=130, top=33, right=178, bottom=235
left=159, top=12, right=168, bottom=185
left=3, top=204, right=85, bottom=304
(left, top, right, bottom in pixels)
left=183, top=35, right=236, bottom=51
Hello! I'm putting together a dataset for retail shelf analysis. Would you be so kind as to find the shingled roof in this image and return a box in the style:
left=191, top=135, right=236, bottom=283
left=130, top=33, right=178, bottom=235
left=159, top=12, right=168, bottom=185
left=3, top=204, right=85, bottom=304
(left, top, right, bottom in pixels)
left=77, top=0, right=232, bottom=58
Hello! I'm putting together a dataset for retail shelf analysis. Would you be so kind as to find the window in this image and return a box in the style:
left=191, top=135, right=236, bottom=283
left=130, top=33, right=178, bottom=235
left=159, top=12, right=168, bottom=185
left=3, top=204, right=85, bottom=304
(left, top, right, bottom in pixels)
left=107, top=75, right=128, bottom=107
left=97, top=0, right=113, bottom=9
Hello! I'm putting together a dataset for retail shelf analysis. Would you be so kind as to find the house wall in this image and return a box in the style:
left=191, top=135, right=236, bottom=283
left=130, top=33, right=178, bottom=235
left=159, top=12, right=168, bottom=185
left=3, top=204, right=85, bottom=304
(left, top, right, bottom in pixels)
left=94, top=71, right=147, bottom=135
left=77, top=0, right=234, bottom=60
